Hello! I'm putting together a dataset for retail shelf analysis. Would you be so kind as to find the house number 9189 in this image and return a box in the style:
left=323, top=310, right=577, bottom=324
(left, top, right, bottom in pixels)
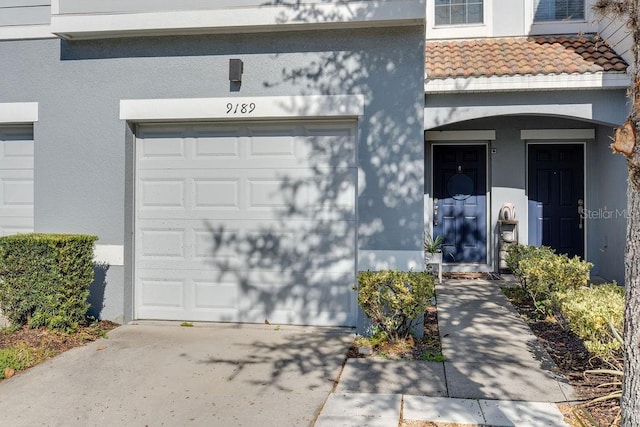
left=226, top=103, right=256, bottom=114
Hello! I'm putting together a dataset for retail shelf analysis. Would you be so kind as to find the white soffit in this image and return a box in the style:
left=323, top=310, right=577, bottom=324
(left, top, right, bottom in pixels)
left=424, top=73, right=631, bottom=94
left=521, top=129, right=596, bottom=140
left=120, top=95, right=365, bottom=122
left=0, top=103, right=39, bottom=124
left=425, top=130, right=496, bottom=141
left=52, top=0, right=425, bottom=39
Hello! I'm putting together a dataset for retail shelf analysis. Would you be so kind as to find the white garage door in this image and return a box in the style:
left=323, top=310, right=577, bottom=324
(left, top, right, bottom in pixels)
left=0, top=126, right=34, bottom=236
left=135, top=121, right=357, bottom=326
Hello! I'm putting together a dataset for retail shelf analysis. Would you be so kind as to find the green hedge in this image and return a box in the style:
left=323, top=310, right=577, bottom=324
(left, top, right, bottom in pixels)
left=0, top=233, right=97, bottom=332
left=553, top=283, right=625, bottom=357
left=506, top=244, right=623, bottom=358
left=356, top=270, right=434, bottom=341
left=506, top=244, right=592, bottom=312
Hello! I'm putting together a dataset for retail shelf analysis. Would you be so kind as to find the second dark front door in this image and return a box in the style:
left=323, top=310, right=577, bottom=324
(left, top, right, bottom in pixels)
left=433, top=145, right=487, bottom=263
left=528, top=144, right=585, bottom=259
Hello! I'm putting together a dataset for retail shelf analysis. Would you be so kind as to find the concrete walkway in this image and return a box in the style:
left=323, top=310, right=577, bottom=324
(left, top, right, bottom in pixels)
left=315, top=279, right=575, bottom=426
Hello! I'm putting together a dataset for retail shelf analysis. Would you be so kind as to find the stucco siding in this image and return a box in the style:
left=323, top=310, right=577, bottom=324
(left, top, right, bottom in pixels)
left=588, top=125, right=627, bottom=284
left=0, top=1, right=50, bottom=26
left=0, top=26, right=425, bottom=322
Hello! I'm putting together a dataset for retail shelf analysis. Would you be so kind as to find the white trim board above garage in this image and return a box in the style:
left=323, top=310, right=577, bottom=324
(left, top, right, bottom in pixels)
left=120, top=95, right=365, bottom=122
left=0, top=102, right=38, bottom=124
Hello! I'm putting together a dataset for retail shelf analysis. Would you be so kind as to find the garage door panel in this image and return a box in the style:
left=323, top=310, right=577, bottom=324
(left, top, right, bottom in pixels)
left=139, top=136, right=185, bottom=159
left=137, top=169, right=355, bottom=221
left=139, top=178, right=186, bottom=209
left=0, top=127, right=33, bottom=235
left=299, top=127, right=356, bottom=167
left=138, top=277, right=185, bottom=309
left=138, top=123, right=355, bottom=170
left=194, top=132, right=241, bottom=159
left=193, top=178, right=240, bottom=209
left=0, top=138, right=34, bottom=169
left=135, top=122, right=356, bottom=326
left=0, top=217, right=34, bottom=236
left=136, top=269, right=354, bottom=324
left=248, top=129, right=295, bottom=158
left=193, top=280, right=238, bottom=310
left=139, top=228, right=185, bottom=259
left=137, top=219, right=355, bottom=273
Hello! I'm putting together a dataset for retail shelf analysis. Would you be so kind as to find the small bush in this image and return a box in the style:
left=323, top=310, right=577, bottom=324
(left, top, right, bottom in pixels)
left=554, top=283, right=625, bottom=357
left=506, top=244, right=592, bottom=312
left=505, top=244, right=540, bottom=277
left=0, top=233, right=97, bottom=332
left=356, top=270, right=434, bottom=341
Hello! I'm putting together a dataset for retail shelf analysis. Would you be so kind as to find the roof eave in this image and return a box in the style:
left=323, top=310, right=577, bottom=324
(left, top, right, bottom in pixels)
left=424, top=72, right=631, bottom=94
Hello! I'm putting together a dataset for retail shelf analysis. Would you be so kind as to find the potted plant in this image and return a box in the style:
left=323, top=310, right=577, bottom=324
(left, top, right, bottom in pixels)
left=424, top=232, right=444, bottom=265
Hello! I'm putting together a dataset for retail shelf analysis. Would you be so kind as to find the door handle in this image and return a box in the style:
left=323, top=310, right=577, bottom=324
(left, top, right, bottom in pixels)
left=578, top=199, right=584, bottom=229
left=433, top=198, right=439, bottom=226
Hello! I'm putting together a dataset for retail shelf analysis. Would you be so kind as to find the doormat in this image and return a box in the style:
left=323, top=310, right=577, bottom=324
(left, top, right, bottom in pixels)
left=442, top=272, right=503, bottom=280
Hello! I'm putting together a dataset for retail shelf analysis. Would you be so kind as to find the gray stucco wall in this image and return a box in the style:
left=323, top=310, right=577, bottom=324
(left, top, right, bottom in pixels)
left=425, top=90, right=629, bottom=129
left=0, top=26, right=425, bottom=322
left=588, top=125, right=627, bottom=284
left=0, top=0, right=50, bottom=26
left=425, top=114, right=627, bottom=281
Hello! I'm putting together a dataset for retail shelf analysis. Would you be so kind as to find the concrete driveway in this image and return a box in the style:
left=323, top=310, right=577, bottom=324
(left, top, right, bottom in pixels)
left=0, top=322, right=353, bottom=427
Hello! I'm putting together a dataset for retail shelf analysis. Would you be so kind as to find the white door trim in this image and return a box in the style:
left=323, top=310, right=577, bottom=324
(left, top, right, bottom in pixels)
left=429, top=141, right=492, bottom=271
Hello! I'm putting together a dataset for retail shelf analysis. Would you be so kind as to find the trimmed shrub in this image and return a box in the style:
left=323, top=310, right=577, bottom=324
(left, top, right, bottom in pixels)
left=505, top=244, right=540, bottom=278
left=506, top=244, right=592, bottom=312
left=554, top=283, right=625, bottom=357
left=356, top=270, right=434, bottom=341
left=0, top=233, right=97, bottom=332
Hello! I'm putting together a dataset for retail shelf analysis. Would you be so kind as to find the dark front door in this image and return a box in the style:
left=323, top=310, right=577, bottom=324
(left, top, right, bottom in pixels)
left=528, top=144, right=584, bottom=258
left=433, top=145, right=487, bottom=263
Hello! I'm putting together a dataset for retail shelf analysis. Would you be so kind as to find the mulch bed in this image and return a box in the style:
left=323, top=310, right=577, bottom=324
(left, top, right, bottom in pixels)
left=348, top=305, right=442, bottom=360
left=504, top=288, right=622, bottom=426
left=1, top=321, right=119, bottom=372
left=348, top=283, right=622, bottom=426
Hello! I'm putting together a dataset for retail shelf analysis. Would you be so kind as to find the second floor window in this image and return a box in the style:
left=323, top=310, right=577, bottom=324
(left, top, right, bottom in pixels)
left=435, top=0, right=484, bottom=26
left=534, top=0, right=585, bottom=22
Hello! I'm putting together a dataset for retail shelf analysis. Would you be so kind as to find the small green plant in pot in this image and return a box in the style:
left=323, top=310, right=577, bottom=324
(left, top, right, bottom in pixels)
left=424, top=232, right=444, bottom=265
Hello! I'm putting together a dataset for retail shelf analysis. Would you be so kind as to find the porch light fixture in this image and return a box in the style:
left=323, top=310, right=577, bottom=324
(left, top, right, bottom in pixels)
left=229, top=59, right=243, bottom=83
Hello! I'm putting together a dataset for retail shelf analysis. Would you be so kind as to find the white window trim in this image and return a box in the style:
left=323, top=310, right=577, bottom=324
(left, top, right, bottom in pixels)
left=120, top=95, right=365, bottom=122
left=525, top=0, right=597, bottom=35
left=433, top=0, right=485, bottom=27
left=426, top=0, right=491, bottom=39
left=0, top=102, right=39, bottom=124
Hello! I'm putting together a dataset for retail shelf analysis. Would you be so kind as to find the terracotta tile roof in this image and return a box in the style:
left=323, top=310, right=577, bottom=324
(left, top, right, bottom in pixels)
left=426, top=35, right=628, bottom=80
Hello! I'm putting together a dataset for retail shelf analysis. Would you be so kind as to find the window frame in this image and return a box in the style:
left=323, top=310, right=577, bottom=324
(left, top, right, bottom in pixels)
left=532, top=0, right=586, bottom=23
left=434, top=0, right=485, bottom=27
